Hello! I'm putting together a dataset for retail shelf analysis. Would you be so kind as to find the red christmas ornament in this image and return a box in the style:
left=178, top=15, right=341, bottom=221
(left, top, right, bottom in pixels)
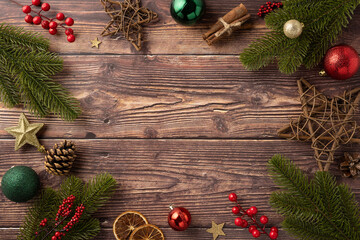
left=324, top=44, right=360, bottom=80
left=168, top=206, right=191, bottom=231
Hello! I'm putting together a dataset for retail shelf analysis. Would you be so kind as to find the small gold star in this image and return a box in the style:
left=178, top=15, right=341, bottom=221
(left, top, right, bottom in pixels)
left=206, top=221, right=226, bottom=240
left=91, top=37, right=102, bottom=48
left=5, top=113, right=44, bottom=151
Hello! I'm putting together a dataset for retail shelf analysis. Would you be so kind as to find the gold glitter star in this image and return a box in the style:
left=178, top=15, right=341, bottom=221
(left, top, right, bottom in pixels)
left=91, top=37, right=102, bottom=48
left=5, top=113, right=44, bottom=151
left=206, top=221, right=226, bottom=240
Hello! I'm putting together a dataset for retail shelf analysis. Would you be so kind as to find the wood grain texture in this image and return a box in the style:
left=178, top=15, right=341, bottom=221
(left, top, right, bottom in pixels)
left=0, top=55, right=359, bottom=139
left=1, top=0, right=359, bottom=54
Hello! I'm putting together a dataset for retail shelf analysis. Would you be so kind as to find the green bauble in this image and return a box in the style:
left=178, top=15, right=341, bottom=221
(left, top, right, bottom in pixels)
left=170, top=0, right=205, bottom=26
left=1, top=166, right=40, bottom=202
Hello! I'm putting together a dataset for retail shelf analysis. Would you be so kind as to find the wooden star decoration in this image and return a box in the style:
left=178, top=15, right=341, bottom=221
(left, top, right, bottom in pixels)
left=5, top=113, right=44, bottom=151
left=206, top=221, right=226, bottom=240
left=91, top=37, right=102, bottom=48
left=100, top=0, right=158, bottom=51
left=278, top=78, right=360, bottom=171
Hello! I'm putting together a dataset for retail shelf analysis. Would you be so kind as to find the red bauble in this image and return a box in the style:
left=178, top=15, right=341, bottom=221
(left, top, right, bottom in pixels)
left=324, top=45, right=360, bottom=80
left=168, top=207, right=191, bottom=231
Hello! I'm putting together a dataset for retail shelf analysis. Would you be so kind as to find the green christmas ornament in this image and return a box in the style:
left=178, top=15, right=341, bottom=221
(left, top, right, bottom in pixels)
left=170, top=0, right=205, bottom=26
left=1, top=166, right=40, bottom=202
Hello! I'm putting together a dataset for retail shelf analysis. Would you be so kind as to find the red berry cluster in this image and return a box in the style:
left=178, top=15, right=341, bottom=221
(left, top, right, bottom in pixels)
left=257, top=1, right=283, bottom=17
left=21, top=0, right=75, bottom=42
left=55, top=194, right=75, bottom=221
left=229, top=193, right=278, bottom=239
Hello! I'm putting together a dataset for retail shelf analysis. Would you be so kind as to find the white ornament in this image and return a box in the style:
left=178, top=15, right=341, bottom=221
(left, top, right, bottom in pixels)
left=283, top=19, right=304, bottom=39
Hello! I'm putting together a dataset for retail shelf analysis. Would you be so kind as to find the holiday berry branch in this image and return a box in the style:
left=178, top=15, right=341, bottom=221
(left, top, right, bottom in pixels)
left=10, top=0, right=75, bottom=42
left=229, top=193, right=278, bottom=239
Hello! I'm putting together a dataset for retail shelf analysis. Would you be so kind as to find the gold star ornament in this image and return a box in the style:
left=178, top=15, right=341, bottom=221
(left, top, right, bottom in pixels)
left=206, top=221, right=226, bottom=240
left=91, top=37, right=102, bottom=48
left=5, top=113, right=44, bottom=151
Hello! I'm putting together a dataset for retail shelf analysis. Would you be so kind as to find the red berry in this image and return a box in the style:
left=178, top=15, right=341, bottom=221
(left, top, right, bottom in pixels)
left=32, top=0, right=41, bottom=6
left=65, top=17, right=74, bottom=26
left=67, top=34, right=75, bottom=42
left=270, top=227, right=278, bottom=233
left=56, top=12, right=65, bottom=20
left=55, top=232, right=61, bottom=237
left=249, top=225, right=257, bottom=233
left=234, top=217, right=242, bottom=226
left=269, top=231, right=278, bottom=239
left=22, top=5, right=31, bottom=13
left=260, top=215, right=268, bottom=224
left=41, top=20, right=49, bottom=29
left=228, top=193, right=237, bottom=202
left=49, top=21, right=58, bottom=29
left=41, top=3, right=50, bottom=11
left=32, top=16, right=42, bottom=25
left=25, top=15, right=33, bottom=23
left=252, top=229, right=261, bottom=238
left=51, top=236, right=57, bottom=240
left=241, top=220, right=248, bottom=228
left=49, top=28, right=57, bottom=35
left=249, top=206, right=258, bottom=215
left=246, top=208, right=253, bottom=216
left=232, top=206, right=240, bottom=214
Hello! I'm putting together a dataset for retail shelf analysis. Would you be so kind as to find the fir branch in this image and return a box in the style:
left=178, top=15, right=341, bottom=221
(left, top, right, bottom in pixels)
left=0, top=23, right=81, bottom=121
left=268, top=155, right=360, bottom=240
left=240, top=0, right=360, bottom=74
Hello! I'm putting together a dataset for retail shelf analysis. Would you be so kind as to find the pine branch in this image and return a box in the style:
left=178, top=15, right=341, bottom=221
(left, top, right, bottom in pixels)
left=0, top=23, right=81, bottom=121
left=240, top=0, right=360, bottom=74
left=268, top=155, right=360, bottom=240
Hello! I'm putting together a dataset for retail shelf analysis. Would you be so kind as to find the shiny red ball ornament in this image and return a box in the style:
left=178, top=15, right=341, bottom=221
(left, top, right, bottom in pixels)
left=168, top=206, right=191, bottom=231
left=228, top=193, right=237, bottom=202
left=324, top=44, right=360, bottom=80
left=25, top=15, right=33, bottom=23
left=32, top=0, right=41, bottom=6
left=22, top=5, right=31, bottom=14
left=32, top=16, right=42, bottom=25
left=269, top=230, right=278, bottom=239
left=234, top=217, right=243, bottom=226
left=67, top=34, right=76, bottom=43
left=232, top=206, right=240, bottom=214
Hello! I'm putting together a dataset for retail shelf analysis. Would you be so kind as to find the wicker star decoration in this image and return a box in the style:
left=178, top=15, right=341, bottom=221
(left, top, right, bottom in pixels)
left=5, top=113, right=44, bottom=151
left=100, top=0, right=158, bottom=51
left=278, top=78, right=360, bottom=171
left=206, top=221, right=226, bottom=240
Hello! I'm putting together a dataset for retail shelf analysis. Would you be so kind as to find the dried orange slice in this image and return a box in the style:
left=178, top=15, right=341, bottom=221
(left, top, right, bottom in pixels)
left=129, top=224, right=165, bottom=240
left=113, top=211, right=148, bottom=240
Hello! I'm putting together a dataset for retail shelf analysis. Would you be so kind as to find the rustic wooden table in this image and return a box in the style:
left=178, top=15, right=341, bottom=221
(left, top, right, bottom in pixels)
left=1, top=0, right=360, bottom=239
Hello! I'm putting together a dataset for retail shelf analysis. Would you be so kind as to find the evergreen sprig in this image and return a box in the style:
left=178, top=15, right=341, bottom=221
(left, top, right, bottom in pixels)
left=268, top=155, right=360, bottom=240
left=240, top=0, right=360, bottom=74
left=18, top=173, right=117, bottom=240
left=0, top=24, right=81, bottom=120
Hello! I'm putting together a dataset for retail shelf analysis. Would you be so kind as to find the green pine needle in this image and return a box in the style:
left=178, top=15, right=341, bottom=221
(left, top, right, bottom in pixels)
left=240, top=0, right=360, bottom=74
left=268, top=155, right=360, bottom=240
left=18, top=173, right=117, bottom=240
left=0, top=23, right=81, bottom=121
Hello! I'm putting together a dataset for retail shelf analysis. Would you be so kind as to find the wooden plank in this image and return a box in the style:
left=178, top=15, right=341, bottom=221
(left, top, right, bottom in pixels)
left=1, top=0, right=359, bottom=54
left=0, top=139, right=359, bottom=230
left=0, top=227, right=295, bottom=240
left=0, top=55, right=359, bottom=139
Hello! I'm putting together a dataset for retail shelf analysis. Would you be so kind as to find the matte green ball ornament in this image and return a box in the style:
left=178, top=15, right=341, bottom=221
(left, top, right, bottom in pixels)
left=170, top=0, right=205, bottom=26
left=1, top=166, right=40, bottom=202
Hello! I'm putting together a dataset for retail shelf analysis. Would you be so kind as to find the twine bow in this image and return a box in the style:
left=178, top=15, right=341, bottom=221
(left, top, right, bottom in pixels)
left=215, top=17, right=243, bottom=37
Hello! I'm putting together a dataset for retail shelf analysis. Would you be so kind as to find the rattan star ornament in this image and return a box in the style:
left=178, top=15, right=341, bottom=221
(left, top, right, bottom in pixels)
left=206, top=221, right=226, bottom=240
left=5, top=113, right=45, bottom=151
left=278, top=78, right=360, bottom=171
left=100, top=0, right=158, bottom=51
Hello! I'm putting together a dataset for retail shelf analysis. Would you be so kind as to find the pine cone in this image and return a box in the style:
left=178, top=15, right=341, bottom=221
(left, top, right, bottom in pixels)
left=340, top=152, right=360, bottom=178
left=44, top=140, right=76, bottom=176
